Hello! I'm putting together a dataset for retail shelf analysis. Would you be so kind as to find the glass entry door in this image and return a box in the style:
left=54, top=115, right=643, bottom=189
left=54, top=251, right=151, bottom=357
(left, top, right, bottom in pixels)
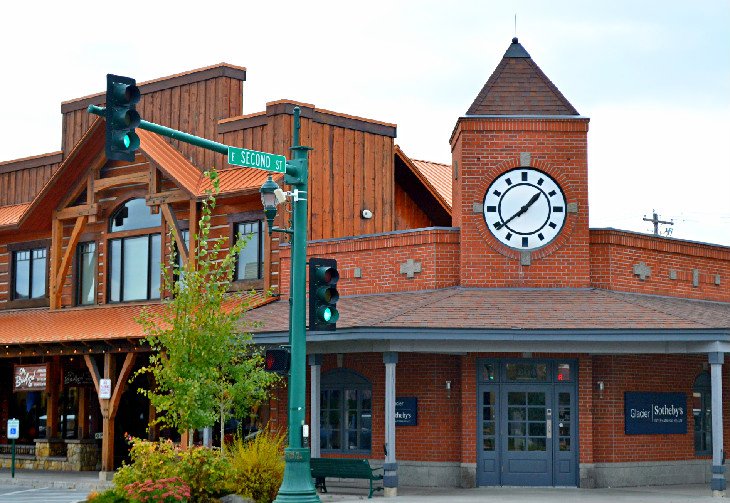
left=501, top=386, right=552, bottom=486
left=476, top=360, right=578, bottom=487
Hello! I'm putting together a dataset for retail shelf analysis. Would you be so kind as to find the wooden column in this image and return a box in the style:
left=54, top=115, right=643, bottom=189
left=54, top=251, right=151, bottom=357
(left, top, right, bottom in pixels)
left=77, top=387, right=88, bottom=439
left=85, top=352, right=137, bottom=473
left=46, top=358, right=60, bottom=438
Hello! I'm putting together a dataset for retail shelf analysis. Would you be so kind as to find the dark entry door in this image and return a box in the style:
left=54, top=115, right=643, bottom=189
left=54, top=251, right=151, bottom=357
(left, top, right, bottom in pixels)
left=501, top=385, right=552, bottom=486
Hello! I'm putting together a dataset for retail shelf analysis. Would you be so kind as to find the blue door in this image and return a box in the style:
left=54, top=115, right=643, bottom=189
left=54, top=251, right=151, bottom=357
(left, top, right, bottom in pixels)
left=476, top=360, right=578, bottom=487
left=501, top=386, right=552, bottom=486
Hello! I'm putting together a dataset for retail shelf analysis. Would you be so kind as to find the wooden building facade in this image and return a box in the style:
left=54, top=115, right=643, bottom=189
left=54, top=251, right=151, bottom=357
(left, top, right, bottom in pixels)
left=0, top=63, right=448, bottom=475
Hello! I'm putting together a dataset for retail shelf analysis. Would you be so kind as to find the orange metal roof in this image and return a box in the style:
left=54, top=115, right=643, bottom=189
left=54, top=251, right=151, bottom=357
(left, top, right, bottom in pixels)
left=0, top=203, right=31, bottom=227
left=0, top=293, right=274, bottom=345
left=395, top=146, right=452, bottom=212
left=138, top=129, right=273, bottom=197
left=410, top=159, right=453, bottom=208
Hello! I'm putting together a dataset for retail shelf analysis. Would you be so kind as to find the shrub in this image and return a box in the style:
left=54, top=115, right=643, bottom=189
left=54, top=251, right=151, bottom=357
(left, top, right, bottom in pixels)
left=124, top=477, right=190, bottom=503
left=113, top=437, right=229, bottom=502
left=86, top=488, right=128, bottom=503
left=225, top=428, right=286, bottom=503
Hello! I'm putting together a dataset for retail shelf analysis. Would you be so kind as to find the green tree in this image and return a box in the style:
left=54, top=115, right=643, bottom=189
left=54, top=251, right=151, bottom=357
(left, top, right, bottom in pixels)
left=136, top=170, right=278, bottom=443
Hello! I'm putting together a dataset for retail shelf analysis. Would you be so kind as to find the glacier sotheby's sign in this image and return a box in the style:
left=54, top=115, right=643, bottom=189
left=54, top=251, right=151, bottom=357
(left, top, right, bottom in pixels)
left=624, top=392, right=687, bottom=435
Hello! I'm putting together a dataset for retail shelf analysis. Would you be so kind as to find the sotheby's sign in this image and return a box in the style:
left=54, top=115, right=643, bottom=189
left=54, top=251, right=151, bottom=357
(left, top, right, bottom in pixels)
left=624, top=392, right=687, bottom=435
left=395, top=397, right=418, bottom=426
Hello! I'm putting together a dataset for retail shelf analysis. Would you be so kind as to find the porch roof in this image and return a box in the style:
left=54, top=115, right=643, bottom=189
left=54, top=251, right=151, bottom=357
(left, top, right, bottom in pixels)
left=0, top=292, right=272, bottom=348
left=248, top=288, right=730, bottom=353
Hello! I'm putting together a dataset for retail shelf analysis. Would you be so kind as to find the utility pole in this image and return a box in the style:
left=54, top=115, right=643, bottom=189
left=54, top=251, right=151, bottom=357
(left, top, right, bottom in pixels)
left=643, top=210, right=674, bottom=236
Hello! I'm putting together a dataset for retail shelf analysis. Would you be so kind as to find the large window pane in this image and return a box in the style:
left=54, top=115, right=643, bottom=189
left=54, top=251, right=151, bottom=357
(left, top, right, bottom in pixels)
left=109, top=240, right=122, bottom=302
left=31, top=249, right=46, bottom=298
left=109, top=234, right=160, bottom=302
left=235, top=221, right=262, bottom=280
left=122, top=237, right=149, bottom=301
left=13, top=251, right=30, bottom=299
left=150, top=234, right=161, bottom=299
left=77, top=242, right=96, bottom=305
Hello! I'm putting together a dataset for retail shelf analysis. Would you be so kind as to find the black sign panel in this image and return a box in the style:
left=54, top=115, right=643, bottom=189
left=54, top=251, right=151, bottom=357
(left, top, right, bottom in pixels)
left=624, top=392, right=687, bottom=435
left=395, top=397, right=417, bottom=426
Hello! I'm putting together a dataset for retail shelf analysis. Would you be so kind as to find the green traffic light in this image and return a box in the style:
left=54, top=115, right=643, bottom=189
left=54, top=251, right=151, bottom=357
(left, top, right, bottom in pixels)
left=322, top=307, right=332, bottom=322
left=123, top=135, right=131, bottom=148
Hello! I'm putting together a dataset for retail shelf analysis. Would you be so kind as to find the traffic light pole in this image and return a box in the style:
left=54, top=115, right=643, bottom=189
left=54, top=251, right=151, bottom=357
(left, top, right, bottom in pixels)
left=89, top=101, right=319, bottom=502
left=274, top=108, right=319, bottom=503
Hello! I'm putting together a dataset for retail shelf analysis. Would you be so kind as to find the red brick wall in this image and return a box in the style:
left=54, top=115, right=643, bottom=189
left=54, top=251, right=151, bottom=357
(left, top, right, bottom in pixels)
left=268, top=352, right=728, bottom=467
left=278, top=228, right=460, bottom=297
left=590, top=229, right=730, bottom=302
left=451, top=118, right=591, bottom=288
left=269, top=352, right=462, bottom=462
left=590, top=354, right=723, bottom=463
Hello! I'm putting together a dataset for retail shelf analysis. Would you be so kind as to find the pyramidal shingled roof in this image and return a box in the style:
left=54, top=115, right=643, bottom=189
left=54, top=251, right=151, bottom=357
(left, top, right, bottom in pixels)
left=466, top=38, right=579, bottom=116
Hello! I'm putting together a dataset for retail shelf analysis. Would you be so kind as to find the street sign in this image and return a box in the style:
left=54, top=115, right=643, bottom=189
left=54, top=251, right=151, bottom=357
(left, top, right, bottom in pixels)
left=7, top=419, right=19, bottom=439
left=99, top=378, right=112, bottom=399
left=228, top=146, right=286, bottom=173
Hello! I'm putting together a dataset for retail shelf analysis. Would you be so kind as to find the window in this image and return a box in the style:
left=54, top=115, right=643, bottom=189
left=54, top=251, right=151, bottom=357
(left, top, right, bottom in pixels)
left=320, top=369, right=372, bottom=452
left=693, top=372, right=711, bottom=456
left=108, top=199, right=162, bottom=302
left=76, top=242, right=96, bottom=305
left=110, top=198, right=161, bottom=232
left=12, top=248, right=47, bottom=299
left=234, top=221, right=263, bottom=281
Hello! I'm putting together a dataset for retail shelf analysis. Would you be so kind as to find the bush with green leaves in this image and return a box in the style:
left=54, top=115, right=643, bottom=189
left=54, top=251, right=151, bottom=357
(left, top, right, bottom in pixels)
left=113, top=437, right=229, bottom=503
left=224, top=428, right=286, bottom=503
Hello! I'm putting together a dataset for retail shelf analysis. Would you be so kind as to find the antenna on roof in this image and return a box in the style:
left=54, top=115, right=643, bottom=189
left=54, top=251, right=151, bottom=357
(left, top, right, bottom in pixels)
left=514, top=14, right=517, bottom=38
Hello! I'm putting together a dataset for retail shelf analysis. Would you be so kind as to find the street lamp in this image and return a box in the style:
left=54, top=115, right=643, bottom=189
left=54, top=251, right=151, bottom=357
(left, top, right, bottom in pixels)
left=260, top=175, right=282, bottom=234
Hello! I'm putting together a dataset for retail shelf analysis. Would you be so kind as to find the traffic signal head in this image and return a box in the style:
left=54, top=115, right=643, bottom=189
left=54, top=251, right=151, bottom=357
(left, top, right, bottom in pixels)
left=264, top=347, right=290, bottom=374
left=105, top=74, right=141, bottom=162
left=309, top=258, right=339, bottom=331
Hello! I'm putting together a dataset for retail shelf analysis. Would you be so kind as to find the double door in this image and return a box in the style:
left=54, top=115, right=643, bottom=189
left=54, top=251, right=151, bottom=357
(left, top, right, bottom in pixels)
left=477, top=360, right=577, bottom=487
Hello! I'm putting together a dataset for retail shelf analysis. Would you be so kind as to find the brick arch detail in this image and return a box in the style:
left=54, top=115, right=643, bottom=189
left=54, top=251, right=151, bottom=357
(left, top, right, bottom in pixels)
left=470, top=156, right=580, bottom=262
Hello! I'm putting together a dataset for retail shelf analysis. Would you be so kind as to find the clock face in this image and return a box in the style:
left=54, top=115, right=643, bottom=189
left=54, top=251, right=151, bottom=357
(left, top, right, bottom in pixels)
left=482, top=168, right=567, bottom=250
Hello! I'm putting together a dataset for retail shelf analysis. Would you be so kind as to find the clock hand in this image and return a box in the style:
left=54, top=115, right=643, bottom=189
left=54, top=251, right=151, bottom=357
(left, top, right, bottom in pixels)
left=495, top=192, right=542, bottom=229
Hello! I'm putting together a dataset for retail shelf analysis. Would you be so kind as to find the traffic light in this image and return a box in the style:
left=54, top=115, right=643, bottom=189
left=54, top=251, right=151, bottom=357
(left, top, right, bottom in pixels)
left=264, top=347, right=290, bottom=374
left=105, top=74, right=141, bottom=162
left=309, top=258, right=339, bottom=331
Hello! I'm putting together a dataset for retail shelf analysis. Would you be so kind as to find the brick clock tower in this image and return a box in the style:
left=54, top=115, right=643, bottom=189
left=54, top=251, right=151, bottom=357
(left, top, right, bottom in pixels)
left=451, top=38, right=591, bottom=288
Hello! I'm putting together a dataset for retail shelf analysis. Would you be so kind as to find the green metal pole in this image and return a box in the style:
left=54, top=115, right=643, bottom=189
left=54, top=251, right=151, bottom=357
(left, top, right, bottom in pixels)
left=11, top=439, right=15, bottom=478
left=87, top=105, right=229, bottom=155
left=273, top=108, right=319, bottom=503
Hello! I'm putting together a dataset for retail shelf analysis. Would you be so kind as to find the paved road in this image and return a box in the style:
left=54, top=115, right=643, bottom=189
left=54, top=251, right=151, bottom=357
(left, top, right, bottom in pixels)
left=0, top=486, right=89, bottom=503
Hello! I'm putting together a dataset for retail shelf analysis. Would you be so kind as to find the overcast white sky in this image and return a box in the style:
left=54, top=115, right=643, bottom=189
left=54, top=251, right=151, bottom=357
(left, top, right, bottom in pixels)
left=1, top=0, right=728, bottom=245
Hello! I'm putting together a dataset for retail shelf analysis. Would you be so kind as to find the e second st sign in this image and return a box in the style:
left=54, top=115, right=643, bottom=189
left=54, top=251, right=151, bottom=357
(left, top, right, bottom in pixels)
left=624, top=392, right=687, bottom=435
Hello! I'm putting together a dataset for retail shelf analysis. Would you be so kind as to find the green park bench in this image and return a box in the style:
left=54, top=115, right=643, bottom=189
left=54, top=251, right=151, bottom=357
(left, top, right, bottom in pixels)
left=310, top=457, right=384, bottom=498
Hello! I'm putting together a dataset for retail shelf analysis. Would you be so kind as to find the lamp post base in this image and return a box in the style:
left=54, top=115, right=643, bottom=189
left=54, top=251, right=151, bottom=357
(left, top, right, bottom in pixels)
left=273, top=448, right=320, bottom=503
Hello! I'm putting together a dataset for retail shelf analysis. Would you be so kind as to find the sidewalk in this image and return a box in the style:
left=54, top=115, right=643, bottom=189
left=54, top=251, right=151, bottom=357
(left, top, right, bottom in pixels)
left=0, top=469, right=721, bottom=503
left=317, top=482, right=720, bottom=502
left=0, top=468, right=111, bottom=492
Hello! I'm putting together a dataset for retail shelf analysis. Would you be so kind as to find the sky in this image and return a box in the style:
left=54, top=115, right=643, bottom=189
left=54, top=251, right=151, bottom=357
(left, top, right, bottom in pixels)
left=1, top=0, right=728, bottom=245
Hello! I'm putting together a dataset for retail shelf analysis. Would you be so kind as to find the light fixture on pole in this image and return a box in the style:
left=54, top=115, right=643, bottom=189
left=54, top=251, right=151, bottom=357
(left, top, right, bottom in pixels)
left=260, top=175, right=282, bottom=234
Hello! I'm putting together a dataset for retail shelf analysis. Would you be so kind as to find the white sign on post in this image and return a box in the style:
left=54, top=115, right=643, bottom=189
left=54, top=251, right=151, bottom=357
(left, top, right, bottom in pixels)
left=7, top=419, right=19, bottom=439
left=99, top=378, right=112, bottom=399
